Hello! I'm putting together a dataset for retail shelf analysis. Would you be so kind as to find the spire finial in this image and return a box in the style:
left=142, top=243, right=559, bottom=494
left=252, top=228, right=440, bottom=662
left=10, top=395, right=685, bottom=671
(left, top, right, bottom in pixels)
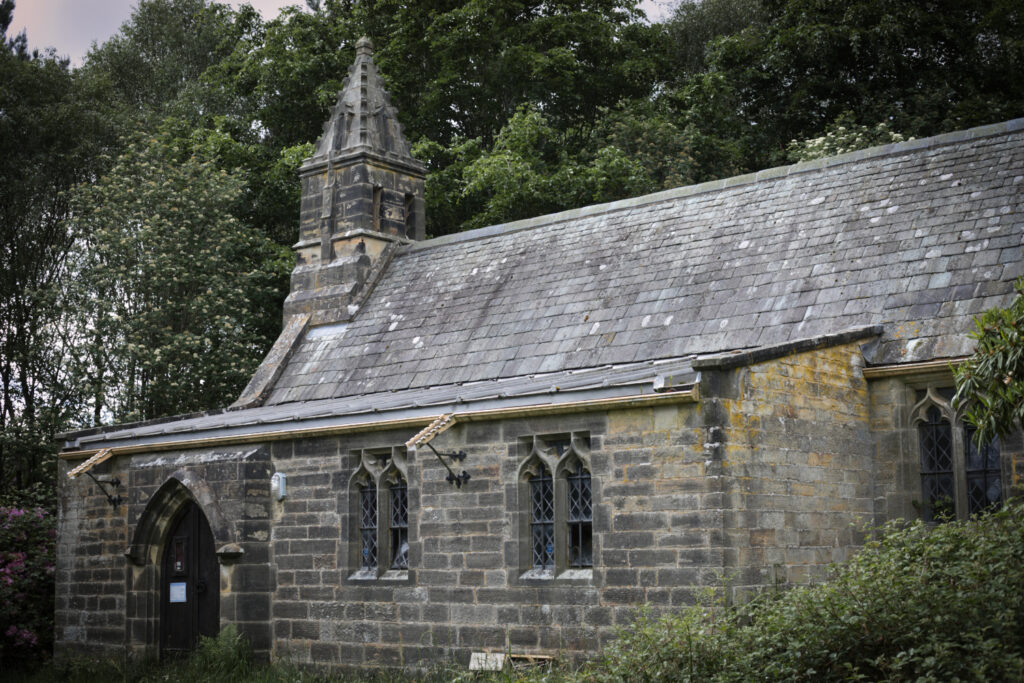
left=355, top=36, right=373, bottom=57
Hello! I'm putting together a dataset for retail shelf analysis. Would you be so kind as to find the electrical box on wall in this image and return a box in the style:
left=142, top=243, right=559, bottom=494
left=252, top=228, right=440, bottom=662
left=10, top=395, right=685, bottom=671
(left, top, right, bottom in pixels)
left=270, top=472, right=287, bottom=501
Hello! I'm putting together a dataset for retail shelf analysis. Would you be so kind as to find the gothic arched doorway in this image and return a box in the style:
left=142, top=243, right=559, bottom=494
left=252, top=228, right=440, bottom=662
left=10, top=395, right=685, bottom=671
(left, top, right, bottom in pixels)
left=160, top=501, right=219, bottom=657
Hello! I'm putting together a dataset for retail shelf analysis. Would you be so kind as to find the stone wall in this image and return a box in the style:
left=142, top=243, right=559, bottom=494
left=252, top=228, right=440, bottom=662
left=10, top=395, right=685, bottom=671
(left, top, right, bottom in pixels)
left=700, top=341, right=875, bottom=599
left=267, top=404, right=731, bottom=667
left=55, top=446, right=274, bottom=661
left=56, top=341, right=1024, bottom=669
left=55, top=456, right=130, bottom=660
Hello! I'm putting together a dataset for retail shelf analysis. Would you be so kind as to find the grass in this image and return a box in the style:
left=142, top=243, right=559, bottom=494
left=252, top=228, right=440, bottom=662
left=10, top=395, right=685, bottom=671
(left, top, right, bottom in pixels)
left=7, top=626, right=486, bottom=683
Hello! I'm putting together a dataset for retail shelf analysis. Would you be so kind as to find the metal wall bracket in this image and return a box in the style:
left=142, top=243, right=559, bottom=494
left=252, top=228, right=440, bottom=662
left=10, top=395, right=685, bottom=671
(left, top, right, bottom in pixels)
left=424, top=442, right=471, bottom=488
left=407, top=414, right=470, bottom=488
left=85, top=470, right=124, bottom=510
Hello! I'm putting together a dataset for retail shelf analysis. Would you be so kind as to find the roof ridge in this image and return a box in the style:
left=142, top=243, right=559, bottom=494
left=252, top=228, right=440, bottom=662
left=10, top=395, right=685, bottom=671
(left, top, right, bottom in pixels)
left=410, top=116, right=1024, bottom=253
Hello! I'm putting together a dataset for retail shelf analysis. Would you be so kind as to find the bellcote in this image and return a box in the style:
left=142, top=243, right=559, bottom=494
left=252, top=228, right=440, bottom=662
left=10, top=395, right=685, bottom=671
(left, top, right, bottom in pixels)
left=297, top=37, right=426, bottom=244
left=285, top=38, right=426, bottom=326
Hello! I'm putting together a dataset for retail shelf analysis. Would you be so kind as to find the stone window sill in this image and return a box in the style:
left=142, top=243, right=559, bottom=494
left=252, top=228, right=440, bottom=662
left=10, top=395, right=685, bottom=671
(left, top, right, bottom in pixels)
left=348, top=568, right=377, bottom=581
left=347, top=568, right=410, bottom=582
left=558, top=568, right=593, bottom=581
left=517, top=567, right=592, bottom=584
left=519, top=568, right=554, bottom=581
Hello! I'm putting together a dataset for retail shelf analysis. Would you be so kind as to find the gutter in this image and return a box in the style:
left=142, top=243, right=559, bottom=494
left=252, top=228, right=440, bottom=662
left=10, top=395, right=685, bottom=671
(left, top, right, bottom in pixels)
left=59, top=384, right=699, bottom=461
left=861, top=357, right=967, bottom=379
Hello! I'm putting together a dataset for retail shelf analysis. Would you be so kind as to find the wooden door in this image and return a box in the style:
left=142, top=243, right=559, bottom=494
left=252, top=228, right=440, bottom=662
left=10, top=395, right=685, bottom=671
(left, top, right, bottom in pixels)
left=161, top=501, right=219, bottom=657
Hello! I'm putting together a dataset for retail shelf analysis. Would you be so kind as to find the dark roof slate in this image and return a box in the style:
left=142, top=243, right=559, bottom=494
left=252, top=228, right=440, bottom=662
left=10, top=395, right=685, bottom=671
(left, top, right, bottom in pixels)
left=63, top=356, right=699, bottom=451
left=264, top=120, right=1024, bottom=405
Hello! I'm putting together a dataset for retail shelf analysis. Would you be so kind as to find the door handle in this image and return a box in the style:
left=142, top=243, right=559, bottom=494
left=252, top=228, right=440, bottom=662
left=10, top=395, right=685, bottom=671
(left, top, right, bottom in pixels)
left=197, top=578, right=207, bottom=595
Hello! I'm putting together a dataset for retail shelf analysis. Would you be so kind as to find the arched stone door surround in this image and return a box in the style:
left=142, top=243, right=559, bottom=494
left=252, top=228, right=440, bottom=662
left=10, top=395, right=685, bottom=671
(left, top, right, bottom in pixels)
left=124, top=470, right=243, bottom=660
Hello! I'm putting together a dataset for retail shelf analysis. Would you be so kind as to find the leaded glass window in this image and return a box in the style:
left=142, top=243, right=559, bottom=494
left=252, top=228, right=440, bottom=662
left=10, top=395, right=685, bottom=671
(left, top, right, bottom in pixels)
left=567, top=462, right=593, bottom=568
left=359, top=485, right=377, bottom=570
left=918, top=406, right=955, bottom=522
left=390, top=478, right=409, bottom=570
left=914, top=388, right=1006, bottom=523
left=530, top=466, right=554, bottom=570
left=964, top=426, right=1001, bottom=515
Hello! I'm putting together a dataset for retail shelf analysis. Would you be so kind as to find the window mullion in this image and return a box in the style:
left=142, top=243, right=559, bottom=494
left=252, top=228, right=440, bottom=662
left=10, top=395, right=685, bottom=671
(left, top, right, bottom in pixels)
left=375, top=487, right=386, bottom=573
left=951, top=420, right=969, bottom=521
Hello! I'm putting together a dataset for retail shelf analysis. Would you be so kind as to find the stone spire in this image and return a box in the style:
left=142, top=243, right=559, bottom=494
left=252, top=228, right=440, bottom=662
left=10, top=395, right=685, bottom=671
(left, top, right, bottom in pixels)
left=308, top=37, right=417, bottom=166
left=284, top=38, right=426, bottom=325
left=234, top=39, right=427, bottom=407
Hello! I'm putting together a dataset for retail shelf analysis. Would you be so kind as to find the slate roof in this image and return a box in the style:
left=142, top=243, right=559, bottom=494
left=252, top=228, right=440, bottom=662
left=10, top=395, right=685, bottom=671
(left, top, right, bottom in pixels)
left=58, top=119, right=1024, bottom=453
left=62, top=356, right=701, bottom=451
left=264, top=119, right=1024, bottom=406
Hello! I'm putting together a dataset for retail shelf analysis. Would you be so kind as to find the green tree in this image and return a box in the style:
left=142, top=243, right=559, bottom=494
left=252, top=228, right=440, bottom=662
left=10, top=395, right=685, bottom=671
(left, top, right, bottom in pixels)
left=0, top=0, right=104, bottom=503
left=205, top=0, right=661, bottom=236
left=664, top=0, right=766, bottom=77
left=77, top=0, right=295, bottom=241
left=373, top=0, right=656, bottom=146
left=229, top=0, right=655, bottom=149
left=188, top=3, right=339, bottom=245
left=67, top=126, right=290, bottom=423
left=954, top=278, right=1024, bottom=445
left=72, top=0, right=299, bottom=394
left=78, top=0, right=244, bottom=119
left=687, top=0, right=1024, bottom=168
left=420, top=105, right=653, bottom=232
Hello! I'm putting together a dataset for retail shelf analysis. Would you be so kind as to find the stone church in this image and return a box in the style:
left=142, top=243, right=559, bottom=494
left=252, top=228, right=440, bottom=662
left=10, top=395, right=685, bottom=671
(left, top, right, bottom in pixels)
left=56, top=40, right=1024, bottom=668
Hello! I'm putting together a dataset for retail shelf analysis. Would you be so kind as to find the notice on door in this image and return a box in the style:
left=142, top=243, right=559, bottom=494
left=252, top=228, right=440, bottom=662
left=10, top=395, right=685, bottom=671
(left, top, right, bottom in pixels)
left=169, top=582, right=187, bottom=603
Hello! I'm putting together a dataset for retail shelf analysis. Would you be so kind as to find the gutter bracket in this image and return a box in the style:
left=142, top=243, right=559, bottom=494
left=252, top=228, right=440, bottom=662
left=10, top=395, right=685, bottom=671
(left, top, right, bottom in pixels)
left=405, top=413, right=470, bottom=488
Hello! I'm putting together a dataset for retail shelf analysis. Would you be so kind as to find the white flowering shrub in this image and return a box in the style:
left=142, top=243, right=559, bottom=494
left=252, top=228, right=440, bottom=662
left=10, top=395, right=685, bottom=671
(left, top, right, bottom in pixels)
left=787, top=113, right=910, bottom=163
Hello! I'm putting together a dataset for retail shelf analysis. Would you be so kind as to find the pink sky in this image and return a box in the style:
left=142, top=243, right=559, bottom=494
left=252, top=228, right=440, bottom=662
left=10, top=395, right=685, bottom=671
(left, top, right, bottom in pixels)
left=10, top=0, right=673, bottom=66
left=9, top=1, right=304, bottom=64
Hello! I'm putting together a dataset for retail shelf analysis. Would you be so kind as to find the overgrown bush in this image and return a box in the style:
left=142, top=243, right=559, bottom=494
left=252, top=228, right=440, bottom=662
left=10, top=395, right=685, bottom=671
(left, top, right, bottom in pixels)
left=0, top=505, right=56, bottom=667
left=525, top=501, right=1024, bottom=682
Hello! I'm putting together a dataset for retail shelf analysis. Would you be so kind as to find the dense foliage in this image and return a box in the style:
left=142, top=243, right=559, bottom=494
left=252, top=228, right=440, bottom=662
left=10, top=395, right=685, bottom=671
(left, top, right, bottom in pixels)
left=954, top=278, right=1024, bottom=445
left=688, top=0, right=1024, bottom=168
left=524, top=502, right=1024, bottom=682
left=66, top=127, right=290, bottom=423
left=0, top=505, right=56, bottom=667
left=0, top=0, right=104, bottom=506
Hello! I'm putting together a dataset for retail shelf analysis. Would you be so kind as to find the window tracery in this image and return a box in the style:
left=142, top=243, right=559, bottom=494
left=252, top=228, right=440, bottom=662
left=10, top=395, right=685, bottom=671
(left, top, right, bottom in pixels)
left=911, top=387, right=1003, bottom=522
left=348, top=446, right=410, bottom=579
left=517, top=433, right=594, bottom=580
